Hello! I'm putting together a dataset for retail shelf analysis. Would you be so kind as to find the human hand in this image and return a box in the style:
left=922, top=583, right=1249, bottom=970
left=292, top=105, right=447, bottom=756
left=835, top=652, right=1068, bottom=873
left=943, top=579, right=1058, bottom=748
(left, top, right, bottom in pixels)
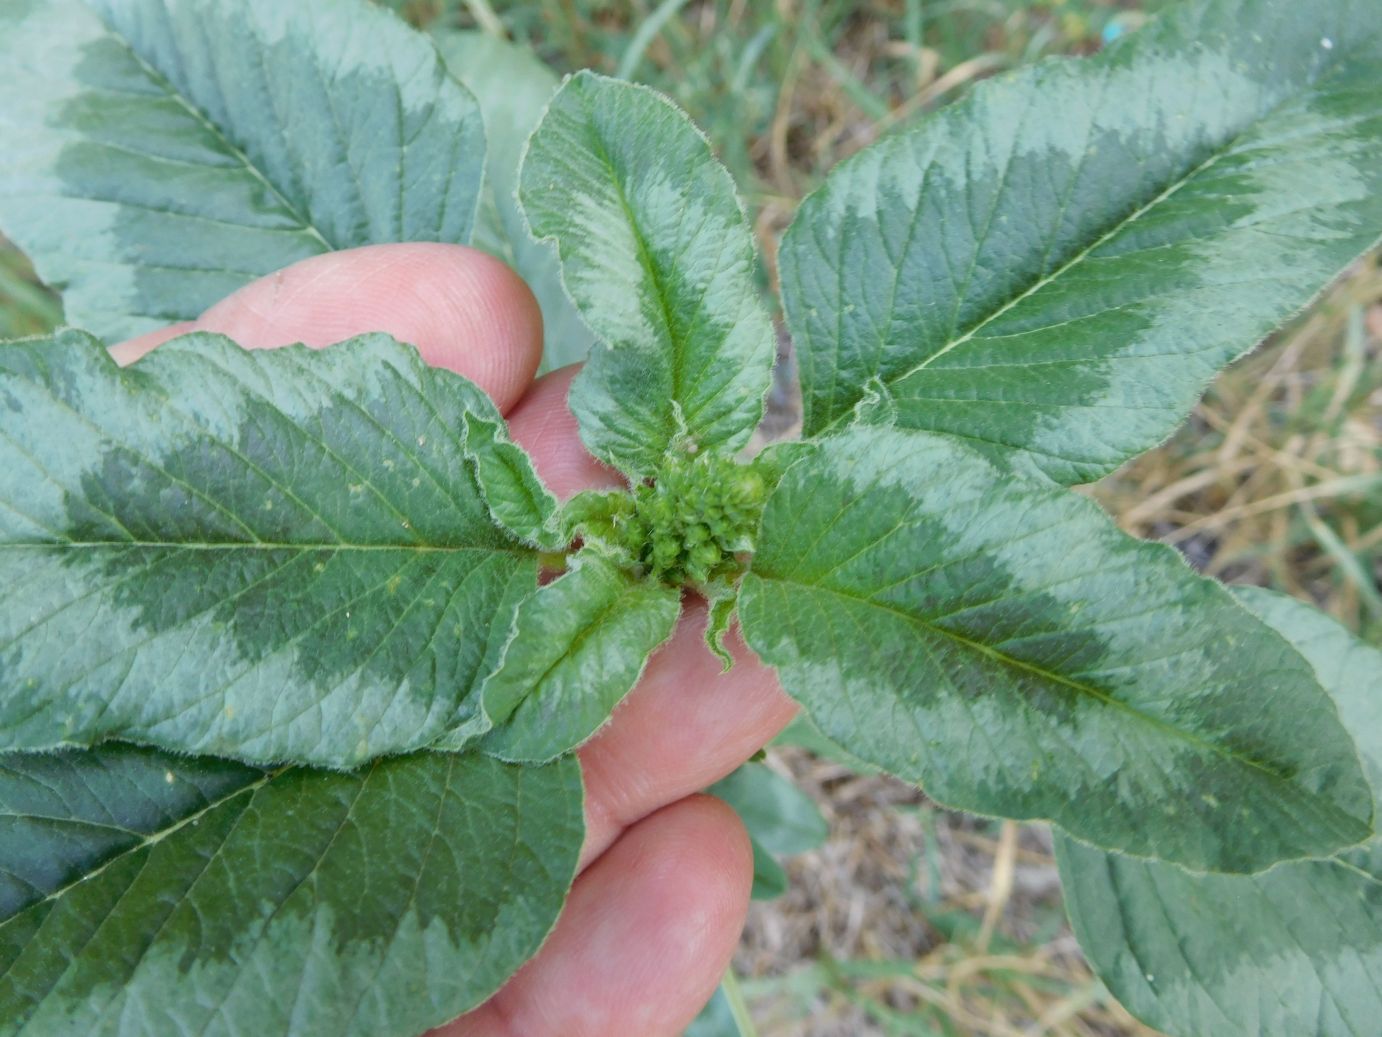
left=113, top=242, right=799, bottom=1037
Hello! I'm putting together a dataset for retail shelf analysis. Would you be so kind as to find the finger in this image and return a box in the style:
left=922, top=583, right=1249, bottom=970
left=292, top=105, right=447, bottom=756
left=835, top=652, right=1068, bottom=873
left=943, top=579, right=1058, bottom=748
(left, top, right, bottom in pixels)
left=444, top=795, right=752, bottom=1037
left=503, top=366, right=622, bottom=498
left=578, top=602, right=798, bottom=865
left=109, top=243, right=544, bottom=414
left=506, top=373, right=799, bottom=867
left=112, top=321, right=197, bottom=358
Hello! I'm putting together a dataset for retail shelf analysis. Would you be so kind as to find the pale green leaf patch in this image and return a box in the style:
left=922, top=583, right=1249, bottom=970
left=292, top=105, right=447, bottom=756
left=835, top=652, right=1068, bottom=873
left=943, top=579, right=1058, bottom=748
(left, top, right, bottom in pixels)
left=781, top=0, right=1382, bottom=483
left=1057, top=587, right=1382, bottom=1037
left=480, top=553, right=682, bottom=763
left=518, top=71, right=776, bottom=475
left=0, top=745, right=584, bottom=1037
left=0, top=329, right=535, bottom=768
left=739, top=426, right=1374, bottom=872
left=463, top=410, right=562, bottom=551
left=0, top=0, right=486, bottom=341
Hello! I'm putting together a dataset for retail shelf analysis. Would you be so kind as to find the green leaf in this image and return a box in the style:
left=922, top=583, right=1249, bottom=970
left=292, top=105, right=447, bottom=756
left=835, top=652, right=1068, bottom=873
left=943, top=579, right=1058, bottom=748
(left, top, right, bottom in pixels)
left=708, top=760, right=827, bottom=901
left=703, top=586, right=738, bottom=671
left=555, top=488, right=641, bottom=569
left=433, top=30, right=596, bottom=373
left=0, top=0, right=485, bottom=342
left=685, top=981, right=744, bottom=1037
left=780, top=0, right=1382, bottom=483
left=749, top=439, right=816, bottom=494
left=738, top=426, right=1373, bottom=872
left=518, top=71, right=775, bottom=475
left=0, top=744, right=584, bottom=1037
left=1057, top=588, right=1382, bottom=1037
left=427, top=555, right=544, bottom=755
left=480, top=553, right=682, bottom=763
left=747, top=838, right=789, bottom=901
left=0, top=329, right=533, bottom=767
left=708, top=762, right=828, bottom=859
left=463, top=410, right=562, bottom=550
left=772, top=714, right=884, bottom=776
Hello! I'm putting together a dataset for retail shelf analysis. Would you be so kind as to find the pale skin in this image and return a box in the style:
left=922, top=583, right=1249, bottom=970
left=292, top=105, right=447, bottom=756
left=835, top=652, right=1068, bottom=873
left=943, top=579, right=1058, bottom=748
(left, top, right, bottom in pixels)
left=111, top=242, right=800, bottom=1037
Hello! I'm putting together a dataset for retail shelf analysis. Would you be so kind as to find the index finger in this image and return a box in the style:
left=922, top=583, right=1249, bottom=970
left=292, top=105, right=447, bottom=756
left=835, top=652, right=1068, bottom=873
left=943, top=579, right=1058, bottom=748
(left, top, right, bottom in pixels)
left=109, top=243, right=544, bottom=415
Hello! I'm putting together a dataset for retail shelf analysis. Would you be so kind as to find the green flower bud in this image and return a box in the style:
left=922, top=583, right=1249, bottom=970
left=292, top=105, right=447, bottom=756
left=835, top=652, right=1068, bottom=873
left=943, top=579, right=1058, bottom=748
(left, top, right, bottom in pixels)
left=575, top=448, right=768, bottom=588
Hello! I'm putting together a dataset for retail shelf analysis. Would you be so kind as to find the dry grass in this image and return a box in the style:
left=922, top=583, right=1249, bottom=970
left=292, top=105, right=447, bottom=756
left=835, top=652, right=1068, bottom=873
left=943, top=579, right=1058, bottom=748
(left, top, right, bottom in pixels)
left=733, top=750, right=1164, bottom=1036
left=1092, top=260, right=1382, bottom=641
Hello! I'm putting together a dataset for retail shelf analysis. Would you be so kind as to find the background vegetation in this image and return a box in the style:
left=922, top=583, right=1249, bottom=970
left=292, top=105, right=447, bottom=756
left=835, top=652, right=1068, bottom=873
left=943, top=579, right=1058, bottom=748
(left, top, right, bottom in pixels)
left=3, top=1, right=1377, bottom=1032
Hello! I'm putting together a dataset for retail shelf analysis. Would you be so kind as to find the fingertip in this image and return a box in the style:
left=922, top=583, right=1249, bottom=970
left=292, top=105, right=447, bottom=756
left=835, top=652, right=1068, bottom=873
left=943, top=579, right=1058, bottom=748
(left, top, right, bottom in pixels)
left=396, top=244, right=544, bottom=407
left=447, top=796, right=752, bottom=1037
left=506, top=366, right=623, bottom=498
left=609, top=794, right=753, bottom=898
left=676, top=794, right=755, bottom=887
left=190, top=243, right=543, bottom=411
left=108, top=321, right=196, bottom=366
left=578, top=606, right=798, bottom=866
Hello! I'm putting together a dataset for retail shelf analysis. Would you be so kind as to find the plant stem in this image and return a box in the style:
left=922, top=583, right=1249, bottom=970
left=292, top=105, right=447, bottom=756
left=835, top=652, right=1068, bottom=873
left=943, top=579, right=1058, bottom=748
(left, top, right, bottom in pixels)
left=462, top=0, right=504, bottom=37
left=721, top=968, right=759, bottom=1037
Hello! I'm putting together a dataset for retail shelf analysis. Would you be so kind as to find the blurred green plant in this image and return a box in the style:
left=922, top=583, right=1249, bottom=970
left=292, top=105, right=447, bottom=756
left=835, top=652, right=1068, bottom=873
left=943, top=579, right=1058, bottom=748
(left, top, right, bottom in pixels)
left=0, top=241, right=60, bottom=338
left=382, top=0, right=1176, bottom=230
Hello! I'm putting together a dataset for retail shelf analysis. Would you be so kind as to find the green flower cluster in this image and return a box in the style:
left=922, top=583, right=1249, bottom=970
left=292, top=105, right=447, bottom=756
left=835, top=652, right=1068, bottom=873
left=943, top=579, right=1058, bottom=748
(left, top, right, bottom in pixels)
left=568, top=450, right=768, bottom=587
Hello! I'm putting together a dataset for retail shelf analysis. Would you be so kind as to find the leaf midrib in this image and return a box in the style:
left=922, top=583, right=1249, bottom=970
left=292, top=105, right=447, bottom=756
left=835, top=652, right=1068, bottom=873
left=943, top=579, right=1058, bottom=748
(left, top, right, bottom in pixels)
left=94, top=8, right=336, bottom=255
left=0, top=767, right=282, bottom=928
left=818, top=40, right=1357, bottom=435
left=881, top=141, right=1230, bottom=391
left=1330, top=848, right=1382, bottom=890
left=579, top=93, right=686, bottom=450
left=494, top=570, right=643, bottom=714
left=0, top=541, right=526, bottom=554
left=750, top=572, right=1354, bottom=807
